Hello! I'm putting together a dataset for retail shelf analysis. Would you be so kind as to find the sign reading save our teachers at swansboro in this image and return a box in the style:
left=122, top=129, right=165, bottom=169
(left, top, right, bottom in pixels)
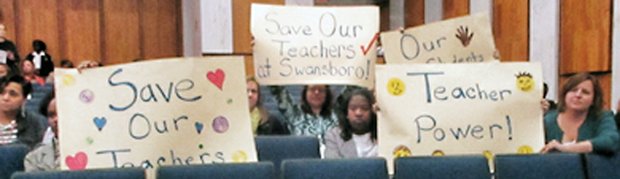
left=380, top=13, right=497, bottom=64
left=55, top=57, right=257, bottom=170
left=251, top=4, right=378, bottom=87
left=376, top=62, right=544, bottom=171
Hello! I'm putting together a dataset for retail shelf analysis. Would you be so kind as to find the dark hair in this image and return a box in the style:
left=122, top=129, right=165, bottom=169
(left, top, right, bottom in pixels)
left=39, top=90, right=55, bottom=117
left=33, top=39, right=47, bottom=52
left=301, top=85, right=333, bottom=117
left=557, top=73, right=604, bottom=116
left=60, top=59, right=74, bottom=68
left=337, top=88, right=377, bottom=141
left=0, top=75, right=32, bottom=98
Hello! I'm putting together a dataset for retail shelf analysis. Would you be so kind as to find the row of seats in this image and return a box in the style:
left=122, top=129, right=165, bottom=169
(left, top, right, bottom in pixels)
left=4, top=136, right=620, bottom=178
left=9, top=153, right=620, bottom=179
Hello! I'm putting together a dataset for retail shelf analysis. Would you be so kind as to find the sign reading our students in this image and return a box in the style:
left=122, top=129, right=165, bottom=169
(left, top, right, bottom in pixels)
left=251, top=3, right=379, bottom=87
left=55, top=57, right=257, bottom=170
left=380, top=13, right=497, bottom=64
left=376, top=62, right=544, bottom=172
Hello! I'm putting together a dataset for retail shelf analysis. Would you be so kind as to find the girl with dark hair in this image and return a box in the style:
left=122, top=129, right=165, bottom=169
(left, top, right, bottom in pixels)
left=26, top=40, right=54, bottom=78
left=0, top=75, right=42, bottom=149
left=325, top=87, right=377, bottom=158
left=271, top=85, right=338, bottom=141
left=542, top=73, right=619, bottom=154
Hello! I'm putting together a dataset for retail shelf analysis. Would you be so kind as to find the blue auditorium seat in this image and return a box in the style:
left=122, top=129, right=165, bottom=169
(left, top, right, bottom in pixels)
left=0, top=144, right=29, bottom=179
left=281, top=158, right=388, bottom=179
left=11, top=167, right=145, bottom=179
left=157, top=162, right=275, bottom=179
left=495, top=153, right=585, bottom=179
left=393, top=155, right=490, bottom=179
left=584, top=153, right=620, bottom=179
left=255, top=136, right=320, bottom=176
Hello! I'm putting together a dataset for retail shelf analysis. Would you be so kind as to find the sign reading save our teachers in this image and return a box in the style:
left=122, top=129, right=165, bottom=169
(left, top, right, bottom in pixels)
left=251, top=4, right=378, bottom=87
left=55, top=57, right=257, bottom=170
left=376, top=62, right=544, bottom=171
left=380, top=13, right=497, bottom=64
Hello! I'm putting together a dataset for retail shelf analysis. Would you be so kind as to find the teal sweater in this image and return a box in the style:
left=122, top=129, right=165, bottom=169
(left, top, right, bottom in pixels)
left=544, top=110, right=619, bottom=153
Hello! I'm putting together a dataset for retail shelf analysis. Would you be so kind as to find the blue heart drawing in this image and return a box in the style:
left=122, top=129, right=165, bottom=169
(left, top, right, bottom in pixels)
left=195, top=122, right=204, bottom=134
left=93, top=117, right=107, bottom=131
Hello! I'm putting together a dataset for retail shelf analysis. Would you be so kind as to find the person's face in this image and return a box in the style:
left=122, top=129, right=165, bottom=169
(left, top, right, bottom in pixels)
left=306, top=85, right=327, bottom=109
left=22, top=61, right=34, bottom=73
left=0, top=82, right=24, bottom=114
left=347, top=94, right=371, bottom=133
left=47, top=99, right=58, bottom=135
left=0, top=65, right=9, bottom=77
left=0, top=24, right=6, bottom=38
left=247, top=81, right=259, bottom=110
left=564, top=80, right=594, bottom=112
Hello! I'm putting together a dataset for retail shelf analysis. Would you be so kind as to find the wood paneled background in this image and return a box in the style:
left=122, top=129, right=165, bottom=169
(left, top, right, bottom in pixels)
left=0, top=0, right=182, bottom=66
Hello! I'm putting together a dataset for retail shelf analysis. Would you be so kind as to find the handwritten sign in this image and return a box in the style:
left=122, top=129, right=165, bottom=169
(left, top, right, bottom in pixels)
left=56, top=57, right=257, bottom=170
left=380, top=13, right=497, bottom=64
left=251, top=4, right=378, bottom=87
left=376, top=62, right=544, bottom=172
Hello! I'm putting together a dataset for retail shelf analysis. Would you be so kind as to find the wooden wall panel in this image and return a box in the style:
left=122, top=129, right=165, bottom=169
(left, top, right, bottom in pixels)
left=404, top=0, right=424, bottom=28
left=493, top=0, right=529, bottom=62
left=102, top=0, right=140, bottom=65
left=443, top=0, right=469, bottom=19
left=141, top=0, right=181, bottom=60
left=232, top=0, right=284, bottom=54
left=560, top=0, right=611, bottom=74
left=16, top=0, right=60, bottom=65
left=0, top=0, right=17, bottom=41
left=59, top=0, right=101, bottom=63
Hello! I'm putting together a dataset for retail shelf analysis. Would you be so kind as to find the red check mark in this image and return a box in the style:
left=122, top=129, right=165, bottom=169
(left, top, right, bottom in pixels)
left=360, top=32, right=380, bottom=55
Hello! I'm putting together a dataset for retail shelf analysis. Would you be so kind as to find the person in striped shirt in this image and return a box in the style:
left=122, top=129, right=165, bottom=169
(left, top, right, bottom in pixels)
left=0, top=75, right=42, bottom=149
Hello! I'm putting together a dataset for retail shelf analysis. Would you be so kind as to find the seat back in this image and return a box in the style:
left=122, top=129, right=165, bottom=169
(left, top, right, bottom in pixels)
left=394, top=155, right=490, bottom=179
left=584, top=154, right=620, bottom=179
left=255, top=136, right=320, bottom=176
left=495, top=153, right=585, bottom=179
left=11, top=167, right=145, bottom=179
left=281, top=158, right=388, bottom=179
left=0, top=144, right=30, bottom=179
left=157, top=162, right=275, bottom=179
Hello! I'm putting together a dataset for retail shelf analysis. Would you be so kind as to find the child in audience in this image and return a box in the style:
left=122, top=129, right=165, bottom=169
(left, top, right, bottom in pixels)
left=25, top=40, right=54, bottom=79
left=542, top=73, right=619, bottom=154
left=270, top=84, right=338, bottom=142
left=20, top=60, right=45, bottom=86
left=325, top=87, right=377, bottom=158
left=24, top=92, right=58, bottom=171
left=247, top=77, right=289, bottom=135
left=0, top=75, right=42, bottom=149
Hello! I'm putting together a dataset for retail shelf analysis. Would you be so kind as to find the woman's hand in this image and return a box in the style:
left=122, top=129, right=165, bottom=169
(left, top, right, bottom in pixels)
left=541, top=140, right=561, bottom=153
left=541, top=99, right=550, bottom=114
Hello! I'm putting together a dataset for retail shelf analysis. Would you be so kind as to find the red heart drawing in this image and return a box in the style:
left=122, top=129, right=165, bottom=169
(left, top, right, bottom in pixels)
left=65, top=152, right=88, bottom=170
left=207, top=69, right=225, bottom=90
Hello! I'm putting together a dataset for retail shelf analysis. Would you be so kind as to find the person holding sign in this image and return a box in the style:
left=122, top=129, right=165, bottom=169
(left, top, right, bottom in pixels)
left=325, top=87, right=377, bottom=158
left=0, top=75, right=42, bottom=149
left=247, top=77, right=289, bottom=135
left=542, top=73, right=619, bottom=154
left=270, top=85, right=338, bottom=142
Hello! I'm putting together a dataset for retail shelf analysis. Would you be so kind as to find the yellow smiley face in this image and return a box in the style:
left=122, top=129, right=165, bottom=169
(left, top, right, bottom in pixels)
left=516, top=74, right=534, bottom=92
left=517, top=145, right=534, bottom=154
left=392, top=145, right=412, bottom=158
left=431, top=150, right=444, bottom=156
left=232, top=150, right=248, bottom=163
left=387, top=78, right=406, bottom=96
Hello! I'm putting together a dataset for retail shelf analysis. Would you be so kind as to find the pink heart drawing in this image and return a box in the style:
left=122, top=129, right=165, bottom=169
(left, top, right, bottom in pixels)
left=207, top=69, right=225, bottom=90
left=65, top=152, right=88, bottom=170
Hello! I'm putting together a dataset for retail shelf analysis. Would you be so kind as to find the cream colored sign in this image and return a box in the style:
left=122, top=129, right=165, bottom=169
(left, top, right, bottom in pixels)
left=381, top=13, right=496, bottom=64
left=251, top=4, right=378, bottom=87
left=376, top=62, right=544, bottom=171
left=56, top=57, right=257, bottom=170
